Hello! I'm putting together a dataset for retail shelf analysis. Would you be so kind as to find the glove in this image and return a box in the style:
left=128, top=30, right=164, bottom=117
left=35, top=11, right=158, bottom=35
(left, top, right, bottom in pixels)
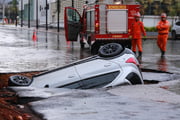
left=143, top=36, right=147, bottom=41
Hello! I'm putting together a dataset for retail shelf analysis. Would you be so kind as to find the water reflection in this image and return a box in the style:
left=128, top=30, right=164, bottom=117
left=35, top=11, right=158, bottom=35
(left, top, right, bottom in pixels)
left=57, top=34, right=60, bottom=50
left=157, top=57, right=167, bottom=72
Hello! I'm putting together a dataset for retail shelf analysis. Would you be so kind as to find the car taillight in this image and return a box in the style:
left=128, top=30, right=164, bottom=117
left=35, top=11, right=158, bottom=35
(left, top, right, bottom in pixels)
left=126, top=57, right=138, bottom=65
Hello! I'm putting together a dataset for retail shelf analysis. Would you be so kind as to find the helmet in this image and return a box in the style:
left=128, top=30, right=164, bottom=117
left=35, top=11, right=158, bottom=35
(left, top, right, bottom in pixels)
left=134, top=12, right=141, bottom=17
left=161, top=13, right=167, bottom=18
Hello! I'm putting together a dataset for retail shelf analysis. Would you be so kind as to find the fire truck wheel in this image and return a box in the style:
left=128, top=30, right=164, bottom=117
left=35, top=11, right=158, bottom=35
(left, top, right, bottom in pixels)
left=98, top=43, right=124, bottom=57
left=80, top=41, right=85, bottom=48
left=8, top=75, right=32, bottom=86
left=91, top=43, right=100, bottom=54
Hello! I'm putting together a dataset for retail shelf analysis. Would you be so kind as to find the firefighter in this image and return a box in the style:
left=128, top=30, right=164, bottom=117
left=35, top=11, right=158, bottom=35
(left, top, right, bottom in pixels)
left=130, top=12, right=146, bottom=58
left=156, top=13, right=170, bottom=57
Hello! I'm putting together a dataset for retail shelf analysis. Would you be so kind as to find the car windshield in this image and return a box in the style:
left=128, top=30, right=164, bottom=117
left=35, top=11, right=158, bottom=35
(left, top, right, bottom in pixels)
left=175, top=21, right=180, bottom=26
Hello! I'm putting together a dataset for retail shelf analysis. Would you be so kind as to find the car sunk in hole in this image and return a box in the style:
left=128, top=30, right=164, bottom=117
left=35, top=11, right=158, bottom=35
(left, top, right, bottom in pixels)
left=171, top=20, right=180, bottom=40
left=8, top=43, right=143, bottom=89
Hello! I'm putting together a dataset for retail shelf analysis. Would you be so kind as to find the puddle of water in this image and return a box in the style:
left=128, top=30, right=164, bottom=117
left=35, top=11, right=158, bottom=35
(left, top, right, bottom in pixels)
left=168, top=82, right=180, bottom=95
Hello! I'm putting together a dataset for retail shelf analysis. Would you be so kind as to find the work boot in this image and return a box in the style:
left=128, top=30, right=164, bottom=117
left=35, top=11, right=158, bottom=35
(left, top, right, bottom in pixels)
left=137, top=51, right=142, bottom=62
left=133, top=51, right=136, bottom=55
left=138, top=51, right=142, bottom=57
left=161, top=50, right=165, bottom=57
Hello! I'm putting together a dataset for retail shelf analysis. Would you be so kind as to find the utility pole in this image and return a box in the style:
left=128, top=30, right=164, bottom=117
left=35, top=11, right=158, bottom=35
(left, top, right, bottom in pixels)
left=1, top=0, right=6, bottom=25
left=36, top=0, right=38, bottom=29
left=45, top=0, right=48, bottom=30
left=21, top=0, right=23, bottom=27
left=71, top=0, right=74, bottom=47
left=72, top=0, right=74, bottom=8
left=57, top=0, right=60, bottom=32
left=15, top=0, right=17, bottom=26
left=28, top=0, right=30, bottom=28
left=2, top=4, right=5, bottom=24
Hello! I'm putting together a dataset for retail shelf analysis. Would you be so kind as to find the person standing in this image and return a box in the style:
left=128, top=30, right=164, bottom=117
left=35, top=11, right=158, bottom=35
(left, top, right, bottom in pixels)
left=130, top=12, right=146, bottom=58
left=156, top=13, right=170, bottom=57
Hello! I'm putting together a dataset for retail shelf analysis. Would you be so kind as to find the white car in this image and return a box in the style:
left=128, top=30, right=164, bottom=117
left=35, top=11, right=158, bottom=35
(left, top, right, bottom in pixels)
left=8, top=43, right=143, bottom=89
left=171, top=20, right=180, bottom=40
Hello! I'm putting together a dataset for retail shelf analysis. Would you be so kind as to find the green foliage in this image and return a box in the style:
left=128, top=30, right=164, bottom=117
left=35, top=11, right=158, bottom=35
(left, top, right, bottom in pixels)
left=5, top=0, right=18, bottom=20
left=145, top=26, right=172, bottom=32
left=136, top=0, right=179, bottom=16
left=144, top=27, right=157, bottom=32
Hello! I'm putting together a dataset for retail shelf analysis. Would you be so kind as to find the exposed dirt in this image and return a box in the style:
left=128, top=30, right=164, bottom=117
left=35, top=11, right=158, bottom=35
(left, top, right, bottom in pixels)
left=0, top=88, right=43, bottom=120
left=0, top=71, right=44, bottom=120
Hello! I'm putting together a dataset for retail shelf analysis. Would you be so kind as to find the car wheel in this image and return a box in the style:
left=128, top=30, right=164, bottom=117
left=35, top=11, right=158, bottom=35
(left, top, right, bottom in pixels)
left=98, top=43, right=124, bottom=57
left=80, top=41, right=85, bottom=48
left=172, top=31, right=177, bottom=40
left=9, top=75, right=32, bottom=86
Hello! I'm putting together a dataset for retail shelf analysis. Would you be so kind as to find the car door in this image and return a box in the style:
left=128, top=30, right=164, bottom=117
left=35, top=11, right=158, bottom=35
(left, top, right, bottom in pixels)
left=64, top=7, right=82, bottom=41
left=75, top=59, right=121, bottom=89
left=175, top=21, right=180, bottom=35
left=31, top=66, right=81, bottom=88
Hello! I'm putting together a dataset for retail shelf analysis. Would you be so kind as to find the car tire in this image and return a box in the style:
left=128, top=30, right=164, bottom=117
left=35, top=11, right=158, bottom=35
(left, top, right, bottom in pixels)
left=9, top=75, right=32, bottom=86
left=80, top=41, right=85, bottom=49
left=98, top=43, right=124, bottom=57
left=172, top=31, right=177, bottom=40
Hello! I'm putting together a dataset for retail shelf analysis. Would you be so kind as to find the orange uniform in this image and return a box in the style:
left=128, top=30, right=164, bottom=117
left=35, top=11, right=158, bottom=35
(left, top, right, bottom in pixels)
left=156, top=20, right=170, bottom=52
left=130, top=20, right=146, bottom=53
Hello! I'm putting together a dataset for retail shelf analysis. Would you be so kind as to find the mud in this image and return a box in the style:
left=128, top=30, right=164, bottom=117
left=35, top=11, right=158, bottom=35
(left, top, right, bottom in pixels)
left=0, top=88, right=41, bottom=120
left=0, top=71, right=44, bottom=120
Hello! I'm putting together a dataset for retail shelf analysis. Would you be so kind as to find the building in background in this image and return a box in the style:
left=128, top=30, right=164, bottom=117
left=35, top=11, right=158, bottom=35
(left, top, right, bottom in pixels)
left=16, top=0, right=179, bottom=28
left=18, top=0, right=86, bottom=27
left=0, top=0, right=18, bottom=24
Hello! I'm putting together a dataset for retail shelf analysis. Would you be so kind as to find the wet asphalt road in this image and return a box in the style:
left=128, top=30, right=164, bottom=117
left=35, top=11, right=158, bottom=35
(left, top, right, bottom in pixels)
left=2, top=25, right=180, bottom=120
left=0, top=25, right=180, bottom=89
left=0, top=25, right=91, bottom=72
left=0, top=25, right=180, bottom=74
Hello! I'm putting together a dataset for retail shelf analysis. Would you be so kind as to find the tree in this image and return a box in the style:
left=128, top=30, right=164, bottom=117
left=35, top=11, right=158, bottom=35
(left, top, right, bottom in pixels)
left=3, top=0, right=18, bottom=24
left=136, top=0, right=179, bottom=16
left=11, top=0, right=18, bottom=20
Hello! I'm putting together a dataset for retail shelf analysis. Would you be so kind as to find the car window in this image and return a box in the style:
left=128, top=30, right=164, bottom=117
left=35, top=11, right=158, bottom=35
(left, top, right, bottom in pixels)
left=67, top=8, right=80, bottom=22
left=80, top=71, right=120, bottom=89
left=176, top=21, right=180, bottom=26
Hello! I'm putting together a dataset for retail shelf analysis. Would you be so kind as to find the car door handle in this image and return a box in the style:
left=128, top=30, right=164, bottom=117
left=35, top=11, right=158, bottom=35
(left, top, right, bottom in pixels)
left=104, top=63, right=111, bottom=67
left=68, top=75, right=76, bottom=78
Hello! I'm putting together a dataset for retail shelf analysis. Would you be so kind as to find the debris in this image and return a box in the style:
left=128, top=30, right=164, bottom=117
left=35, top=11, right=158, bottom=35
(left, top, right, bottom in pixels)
left=160, top=86, right=169, bottom=89
left=0, top=89, right=31, bottom=120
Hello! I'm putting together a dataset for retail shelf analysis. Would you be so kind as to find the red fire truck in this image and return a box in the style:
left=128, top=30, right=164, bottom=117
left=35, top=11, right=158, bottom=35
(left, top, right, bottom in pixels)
left=64, top=0, right=141, bottom=53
